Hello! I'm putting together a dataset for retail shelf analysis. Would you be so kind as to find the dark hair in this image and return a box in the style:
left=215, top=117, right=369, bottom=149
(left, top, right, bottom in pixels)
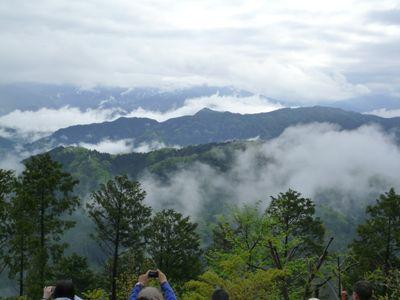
left=212, top=288, right=229, bottom=300
left=53, top=279, right=75, bottom=299
left=353, top=281, right=372, bottom=300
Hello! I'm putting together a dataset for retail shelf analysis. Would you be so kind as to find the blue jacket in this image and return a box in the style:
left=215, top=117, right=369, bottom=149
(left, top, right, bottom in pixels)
left=129, top=281, right=177, bottom=300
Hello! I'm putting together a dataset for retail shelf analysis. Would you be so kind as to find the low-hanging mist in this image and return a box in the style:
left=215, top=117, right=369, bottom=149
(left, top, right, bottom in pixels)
left=0, top=94, right=282, bottom=142
left=141, top=123, right=400, bottom=218
left=76, top=139, right=180, bottom=154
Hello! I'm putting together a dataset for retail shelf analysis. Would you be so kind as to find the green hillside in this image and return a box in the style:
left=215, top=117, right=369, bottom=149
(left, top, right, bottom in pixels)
left=48, top=142, right=361, bottom=251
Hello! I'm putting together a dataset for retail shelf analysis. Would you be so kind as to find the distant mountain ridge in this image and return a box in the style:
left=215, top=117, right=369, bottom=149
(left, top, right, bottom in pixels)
left=29, top=106, right=400, bottom=151
left=0, top=83, right=257, bottom=116
left=1, top=83, right=399, bottom=118
left=329, top=93, right=400, bottom=113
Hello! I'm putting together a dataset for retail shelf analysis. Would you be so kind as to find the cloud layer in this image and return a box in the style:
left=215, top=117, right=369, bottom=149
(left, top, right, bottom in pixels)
left=0, top=94, right=283, bottom=140
left=76, top=139, right=178, bottom=154
left=0, top=106, right=119, bottom=141
left=366, top=108, right=400, bottom=118
left=1, top=1, right=400, bottom=102
left=126, top=94, right=283, bottom=121
left=142, top=123, right=400, bottom=217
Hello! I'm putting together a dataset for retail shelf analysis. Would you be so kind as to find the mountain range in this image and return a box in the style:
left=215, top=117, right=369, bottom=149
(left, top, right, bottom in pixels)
left=1, top=83, right=399, bottom=117
left=28, top=106, right=400, bottom=152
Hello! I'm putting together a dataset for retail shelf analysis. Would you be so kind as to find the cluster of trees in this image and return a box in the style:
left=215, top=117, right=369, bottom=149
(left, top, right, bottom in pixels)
left=1, top=153, right=400, bottom=299
left=182, top=189, right=400, bottom=299
left=0, top=154, right=201, bottom=300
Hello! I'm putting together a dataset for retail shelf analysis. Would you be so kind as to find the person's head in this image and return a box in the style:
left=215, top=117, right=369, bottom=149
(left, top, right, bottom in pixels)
left=137, top=287, right=163, bottom=300
left=212, top=288, right=229, bottom=300
left=352, top=281, right=372, bottom=300
left=53, top=279, right=75, bottom=299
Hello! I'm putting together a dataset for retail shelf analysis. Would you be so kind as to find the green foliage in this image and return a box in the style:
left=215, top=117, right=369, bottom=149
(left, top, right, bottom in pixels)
left=81, top=288, right=108, bottom=300
left=182, top=269, right=284, bottom=300
left=266, top=189, right=325, bottom=257
left=115, top=252, right=137, bottom=300
left=53, top=253, right=96, bottom=293
left=194, top=191, right=331, bottom=300
left=148, top=209, right=202, bottom=287
left=0, top=169, right=15, bottom=274
left=4, top=143, right=400, bottom=300
left=21, top=153, right=80, bottom=298
left=365, top=269, right=400, bottom=299
left=87, top=175, right=152, bottom=300
left=349, top=188, right=400, bottom=297
left=3, top=185, right=32, bottom=296
left=3, top=154, right=79, bottom=298
left=316, top=204, right=358, bottom=251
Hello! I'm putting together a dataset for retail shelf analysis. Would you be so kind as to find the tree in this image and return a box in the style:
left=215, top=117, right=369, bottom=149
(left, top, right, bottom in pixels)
left=265, top=189, right=326, bottom=299
left=4, top=187, right=34, bottom=296
left=0, top=169, right=15, bottom=275
left=203, top=191, right=330, bottom=300
left=16, top=153, right=79, bottom=298
left=349, top=188, right=400, bottom=296
left=87, top=175, right=152, bottom=300
left=266, top=189, right=325, bottom=257
left=148, top=209, right=202, bottom=286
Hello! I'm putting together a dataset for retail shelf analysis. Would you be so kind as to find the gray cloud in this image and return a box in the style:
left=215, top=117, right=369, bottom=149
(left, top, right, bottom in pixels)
left=1, top=1, right=399, bottom=102
left=368, top=8, right=400, bottom=25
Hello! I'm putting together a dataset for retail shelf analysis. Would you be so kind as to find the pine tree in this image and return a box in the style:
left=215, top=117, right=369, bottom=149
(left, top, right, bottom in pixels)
left=148, top=209, right=202, bottom=285
left=0, top=169, right=15, bottom=275
left=17, top=153, right=79, bottom=298
left=5, top=187, right=34, bottom=296
left=87, top=175, right=152, bottom=300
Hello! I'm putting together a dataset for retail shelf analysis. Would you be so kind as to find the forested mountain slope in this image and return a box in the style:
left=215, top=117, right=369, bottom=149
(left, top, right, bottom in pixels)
left=31, top=106, right=400, bottom=150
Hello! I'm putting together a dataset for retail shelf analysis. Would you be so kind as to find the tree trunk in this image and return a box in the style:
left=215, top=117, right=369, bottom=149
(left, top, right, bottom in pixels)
left=268, top=241, right=289, bottom=300
left=111, top=215, right=121, bottom=300
left=39, top=191, right=45, bottom=289
left=19, top=236, right=25, bottom=296
left=384, top=218, right=392, bottom=276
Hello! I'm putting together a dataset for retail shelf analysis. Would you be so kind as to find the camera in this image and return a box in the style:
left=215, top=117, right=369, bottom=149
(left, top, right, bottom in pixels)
left=148, top=270, right=159, bottom=278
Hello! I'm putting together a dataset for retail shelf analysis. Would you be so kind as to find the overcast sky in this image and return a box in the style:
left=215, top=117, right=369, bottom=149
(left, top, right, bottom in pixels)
left=1, top=0, right=400, bottom=102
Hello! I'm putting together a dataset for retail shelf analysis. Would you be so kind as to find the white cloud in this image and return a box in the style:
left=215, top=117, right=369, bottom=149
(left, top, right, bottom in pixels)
left=1, top=0, right=399, bottom=101
left=77, top=139, right=134, bottom=154
left=126, top=94, right=284, bottom=121
left=0, top=94, right=284, bottom=140
left=0, top=153, right=24, bottom=173
left=365, top=108, right=400, bottom=118
left=133, top=141, right=180, bottom=153
left=0, top=128, right=13, bottom=138
left=142, top=123, right=400, bottom=218
left=76, top=138, right=180, bottom=154
left=0, top=106, right=121, bottom=141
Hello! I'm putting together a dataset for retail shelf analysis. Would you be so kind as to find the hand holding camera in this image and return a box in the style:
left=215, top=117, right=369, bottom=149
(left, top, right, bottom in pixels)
left=138, top=269, right=168, bottom=285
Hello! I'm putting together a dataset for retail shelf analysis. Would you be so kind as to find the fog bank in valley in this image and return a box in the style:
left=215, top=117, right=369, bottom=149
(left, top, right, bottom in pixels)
left=142, top=123, right=400, bottom=218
